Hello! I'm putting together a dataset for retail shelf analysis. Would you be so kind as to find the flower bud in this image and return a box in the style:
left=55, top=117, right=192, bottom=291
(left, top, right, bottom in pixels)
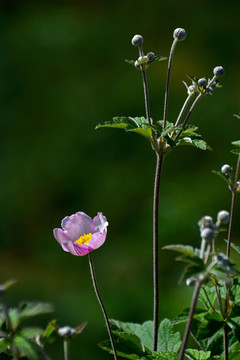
left=146, top=52, right=155, bottom=62
left=186, top=278, right=196, bottom=286
left=134, top=60, right=140, bottom=68
left=198, top=78, right=207, bottom=88
left=131, top=35, right=143, bottom=46
left=58, top=326, right=76, bottom=339
left=217, top=210, right=230, bottom=224
left=173, top=28, right=187, bottom=41
left=138, top=56, right=147, bottom=63
left=201, top=227, right=215, bottom=241
left=188, top=85, right=196, bottom=95
left=221, top=164, right=231, bottom=176
left=213, top=66, right=224, bottom=77
left=206, top=87, right=213, bottom=95
left=202, top=216, right=213, bottom=227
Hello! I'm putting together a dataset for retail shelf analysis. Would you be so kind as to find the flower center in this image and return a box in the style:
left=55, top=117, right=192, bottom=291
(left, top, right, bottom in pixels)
left=75, top=233, right=92, bottom=245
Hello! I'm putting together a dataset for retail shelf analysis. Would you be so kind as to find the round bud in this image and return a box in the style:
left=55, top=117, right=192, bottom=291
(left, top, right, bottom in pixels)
left=211, top=81, right=217, bottom=88
left=201, top=227, right=215, bottom=241
left=173, top=28, right=187, bottom=41
left=134, top=60, right=140, bottom=68
left=217, top=210, right=230, bottom=224
left=213, top=66, right=224, bottom=77
left=198, top=78, right=207, bottom=88
left=186, top=278, right=196, bottom=286
left=146, top=52, right=155, bottom=62
left=58, top=326, right=76, bottom=339
left=138, top=56, right=147, bottom=63
left=221, top=164, right=231, bottom=176
left=131, top=35, right=143, bottom=47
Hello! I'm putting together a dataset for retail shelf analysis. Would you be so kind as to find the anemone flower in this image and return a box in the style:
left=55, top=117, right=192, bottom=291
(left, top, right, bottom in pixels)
left=53, top=212, right=108, bottom=256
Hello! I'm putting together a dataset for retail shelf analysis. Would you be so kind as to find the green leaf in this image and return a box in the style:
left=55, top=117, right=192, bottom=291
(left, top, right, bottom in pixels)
left=185, top=349, right=211, bottom=360
left=233, top=113, right=240, bottom=120
left=179, top=265, right=204, bottom=284
left=231, top=149, right=240, bottom=155
left=0, top=338, right=11, bottom=352
left=163, top=245, right=196, bottom=257
left=13, top=336, right=39, bottom=360
left=198, top=287, right=217, bottom=310
left=41, top=320, right=57, bottom=340
left=232, top=140, right=240, bottom=147
left=157, top=319, right=181, bottom=352
left=176, top=256, right=205, bottom=269
left=18, top=302, right=54, bottom=322
left=227, top=241, right=240, bottom=256
left=17, top=327, right=44, bottom=340
left=172, top=308, right=208, bottom=325
left=152, top=350, right=178, bottom=359
left=176, top=137, right=210, bottom=150
left=212, top=170, right=229, bottom=183
left=153, top=56, right=168, bottom=63
left=196, top=314, right=224, bottom=341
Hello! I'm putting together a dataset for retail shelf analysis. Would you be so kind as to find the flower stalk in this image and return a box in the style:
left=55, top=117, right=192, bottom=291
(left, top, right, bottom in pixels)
left=88, top=253, right=118, bottom=360
left=63, top=339, right=69, bottom=360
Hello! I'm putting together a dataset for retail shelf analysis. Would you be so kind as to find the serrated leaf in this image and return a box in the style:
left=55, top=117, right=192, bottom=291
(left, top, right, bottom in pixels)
left=13, top=336, right=39, bottom=359
left=196, top=315, right=224, bottom=341
left=157, top=319, right=181, bottom=352
left=185, top=349, right=211, bottom=360
left=152, top=350, right=178, bottom=359
left=163, top=245, right=196, bottom=257
left=176, top=137, right=211, bottom=151
left=18, top=302, right=54, bottom=322
left=179, top=265, right=204, bottom=284
left=199, top=287, right=217, bottom=310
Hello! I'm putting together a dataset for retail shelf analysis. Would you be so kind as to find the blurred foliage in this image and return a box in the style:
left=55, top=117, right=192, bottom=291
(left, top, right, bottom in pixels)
left=0, top=0, right=239, bottom=358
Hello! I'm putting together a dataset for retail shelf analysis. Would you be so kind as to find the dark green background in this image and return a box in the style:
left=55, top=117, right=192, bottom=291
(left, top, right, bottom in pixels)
left=0, top=0, right=239, bottom=358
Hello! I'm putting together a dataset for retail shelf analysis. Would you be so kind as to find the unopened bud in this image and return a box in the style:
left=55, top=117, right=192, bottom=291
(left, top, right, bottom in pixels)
left=186, top=278, right=196, bottom=286
left=201, top=228, right=215, bottom=241
left=213, top=66, right=224, bottom=77
left=188, top=85, right=196, bottom=95
left=131, top=35, right=143, bottom=47
left=146, top=52, right=155, bottom=62
left=198, top=78, right=207, bottom=88
left=206, top=87, right=213, bottom=95
left=173, top=28, right=187, bottom=41
left=217, top=210, right=230, bottom=224
left=58, top=326, right=76, bottom=339
left=221, top=164, right=231, bottom=176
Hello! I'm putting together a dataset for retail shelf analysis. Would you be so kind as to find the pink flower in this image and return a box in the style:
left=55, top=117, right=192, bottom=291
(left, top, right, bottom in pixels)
left=53, top=212, right=108, bottom=256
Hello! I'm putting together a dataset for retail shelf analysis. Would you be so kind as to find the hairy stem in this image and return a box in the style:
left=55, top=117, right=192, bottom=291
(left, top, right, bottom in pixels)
left=88, top=253, right=118, bottom=360
left=163, top=38, right=178, bottom=130
left=174, top=93, right=202, bottom=140
left=153, top=154, right=164, bottom=352
left=223, top=325, right=229, bottom=360
left=63, top=339, right=69, bottom=360
left=174, top=93, right=193, bottom=128
left=178, top=281, right=201, bottom=360
left=202, top=287, right=216, bottom=312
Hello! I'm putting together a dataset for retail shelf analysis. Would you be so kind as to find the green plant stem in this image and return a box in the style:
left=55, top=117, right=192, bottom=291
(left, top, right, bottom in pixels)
left=174, top=93, right=202, bottom=140
left=174, top=93, right=193, bottom=128
left=88, top=253, right=118, bottom=360
left=163, top=38, right=178, bottom=130
left=153, top=153, right=164, bottom=352
left=178, top=281, right=201, bottom=360
left=63, top=339, right=69, bottom=360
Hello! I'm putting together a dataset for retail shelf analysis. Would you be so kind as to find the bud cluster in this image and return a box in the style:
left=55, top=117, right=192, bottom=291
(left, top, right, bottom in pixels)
left=131, top=34, right=157, bottom=71
left=198, top=209, right=230, bottom=241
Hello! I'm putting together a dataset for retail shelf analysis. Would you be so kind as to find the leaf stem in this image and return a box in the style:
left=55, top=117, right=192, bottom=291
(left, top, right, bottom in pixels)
left=178, top=281, right=201, bottom=360
left=163, top=38, right=178, bottom=130
left=223, top=324, right=229, bottom=360
left=202, top=287, right=216, bottom=312
left=153, top=153, right=164, bottom=352
left=88, top=253, right=118, bottom=360
left=141, top=71, right=151, bottom=125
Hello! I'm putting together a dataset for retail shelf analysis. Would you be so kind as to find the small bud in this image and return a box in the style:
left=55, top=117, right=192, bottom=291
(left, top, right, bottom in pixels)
left=186, top=278, right=196, bottom=286
left=201, top=227, right=215, bottom=241
left=198, top=78, right=207, bottom=88
left=213, top=66, right=224, bottom=77
left=131, top=35, right=143, bottom=47
left=202, top=216, right=213, bottom=227
left=188, top=85, right=196, bottom=95
left=138, top=56, right=147, bottom=63
left=221, top=164, right=231, bottom=176
left=134, top=60, right=140, bottom=68
left=217, top=210, right=230, bottom=224
left=211, top=81, right=217, bottom=88
left=173, top=28, right=187, bottom=41
left=206, top=87, right=213, bottom=95
left=146, top=52, right=155, bottom=62
left=58, top=326, right=76, bottom=339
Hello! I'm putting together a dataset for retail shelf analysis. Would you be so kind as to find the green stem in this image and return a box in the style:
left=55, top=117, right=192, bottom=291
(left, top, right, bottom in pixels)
left=163, top=38, right=178, bottom=130
left=88, top=253, right=118, bottom=360
left=142, top=70, right=151, bottom=126
left=153, top=154, right=164, bottom=352
left=63, top=339, right=69, bottom=360
left=223, top=325, right=229, bottom=360
left=178, top=281, right=201, bottom=360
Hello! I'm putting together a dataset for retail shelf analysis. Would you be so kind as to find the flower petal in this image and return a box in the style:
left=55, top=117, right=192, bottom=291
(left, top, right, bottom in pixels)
left=53, top=228, right=79, bottom=255
left=92, top=212, right=108, bottom=233
left=73, top=243, right=93, bottom=256
left=61, top=212, right=94, bottom=241
left=88, top=228, right=107, bottom=250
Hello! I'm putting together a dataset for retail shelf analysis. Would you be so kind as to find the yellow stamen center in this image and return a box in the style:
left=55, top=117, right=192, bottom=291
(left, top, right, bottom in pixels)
left=75, top=233, right=92, bottom=245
